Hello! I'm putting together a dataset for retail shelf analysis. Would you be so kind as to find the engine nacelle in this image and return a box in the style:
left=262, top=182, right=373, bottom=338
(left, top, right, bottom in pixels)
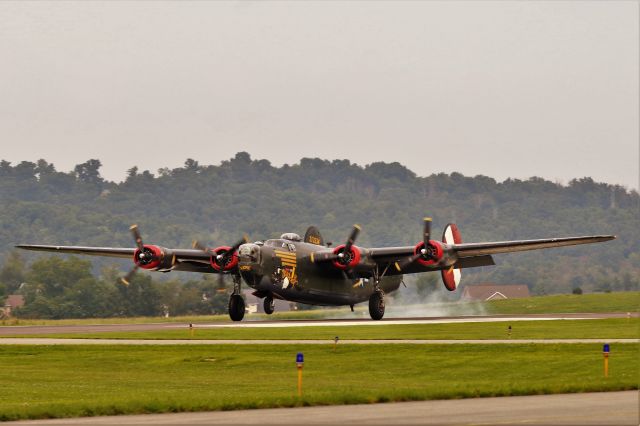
left=331, top=244, right=361, bottom=270
left=133, top=245, right=175, bottom=270
left=413, top=240, right=444, bottom=266
left=210, top=246, right=240, bottom=271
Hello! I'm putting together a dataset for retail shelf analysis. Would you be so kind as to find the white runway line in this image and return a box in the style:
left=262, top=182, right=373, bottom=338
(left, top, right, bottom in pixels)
left=178, top=316, right=593, bottom=328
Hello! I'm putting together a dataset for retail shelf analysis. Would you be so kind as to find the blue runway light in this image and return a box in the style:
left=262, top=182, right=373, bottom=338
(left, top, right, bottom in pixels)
left=603, top=344, right=610, bottom=353
left=296, top=352, right=304, bottom=364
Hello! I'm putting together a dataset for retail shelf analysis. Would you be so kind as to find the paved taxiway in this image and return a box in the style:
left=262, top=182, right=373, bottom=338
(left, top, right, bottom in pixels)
left=0, top=313, right=634, bottom=336
left=9, top=391, right=638, bottom=425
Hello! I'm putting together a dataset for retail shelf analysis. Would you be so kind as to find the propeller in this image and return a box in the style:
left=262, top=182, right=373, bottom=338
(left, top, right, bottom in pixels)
left=192, top=240, right=207, bottom=252
left=309, top=225, right=362, bottom=270
left=192, top=234, right=249, bottom=289
left=120, top=264, right=138, bottom=286
left=395, top=218, right=437, bottom=271
left=131, top=224, right=144, bottom=252
left=193, top=235, right=248, bottom=268
left=225, top=235, right=249, bottom=260
left=342, top=225, right=360, bottom=256
left=120, top=224, right=158, bottom=285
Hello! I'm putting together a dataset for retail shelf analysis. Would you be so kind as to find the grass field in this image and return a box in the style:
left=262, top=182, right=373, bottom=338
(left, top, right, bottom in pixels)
left=0, top=343, right=637, bottom=421
left=2, top=291, right=638, bottom=327
left=483, top=292, right=640, bottom=315
left=6, top=318, right=639, bottom=341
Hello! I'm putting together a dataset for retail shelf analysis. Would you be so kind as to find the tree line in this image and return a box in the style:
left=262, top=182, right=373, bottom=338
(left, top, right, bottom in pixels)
left=0, top=252, right=230, bottom=319
left=0, top=152, right=638, bottom=318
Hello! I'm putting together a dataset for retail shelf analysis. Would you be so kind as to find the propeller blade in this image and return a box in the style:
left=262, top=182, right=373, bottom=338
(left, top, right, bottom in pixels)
left=192, top=240, right=208, bottom=252
left=423, top=217, right=432, bottom=246
left=216, top=235, right=249, bottom=263
left=344, top=225, right=361, bottom=252
left=216, top=273, right=227, bottom=293
left=229, top=235, right=249, bottom=253
left=394, top=253, right=421, bottom=272
left=130, top=224, right=145, bottom=252
left=120, top=264, right=139, bottom=286
left=309, top=251, right=338, bottom=264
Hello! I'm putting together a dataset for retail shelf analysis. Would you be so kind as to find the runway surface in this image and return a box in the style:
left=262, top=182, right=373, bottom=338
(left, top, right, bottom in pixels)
left=8, top=391, right=639, bottom=425
left=1, top=338, right=637, bottom=345
left=0, top=312, right=634, bottom=336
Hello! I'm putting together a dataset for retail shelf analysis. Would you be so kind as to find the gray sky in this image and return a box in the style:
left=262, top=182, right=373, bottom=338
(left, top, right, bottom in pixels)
left=1, top=1, right=638, bottom=189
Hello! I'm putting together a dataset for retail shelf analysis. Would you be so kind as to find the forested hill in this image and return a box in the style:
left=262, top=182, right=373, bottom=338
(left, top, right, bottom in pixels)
left=1, top=152, right=638, bottom=295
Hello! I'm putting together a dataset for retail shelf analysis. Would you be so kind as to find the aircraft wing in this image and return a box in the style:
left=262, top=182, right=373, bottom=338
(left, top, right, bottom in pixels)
left=449, top=235, right=616, bottom=257
left=16, top=244, right=135, bottom=258
left=364, top=234, right=615, bottom=275
left=15, top=244, right=214, bottom=273
left=15, top=244, right=212, bottom=261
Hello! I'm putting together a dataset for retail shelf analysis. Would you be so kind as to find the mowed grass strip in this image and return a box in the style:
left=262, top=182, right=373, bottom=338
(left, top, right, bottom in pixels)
left=0, top=343, right=637, bottom=421
left=7, top=318, right=639, bottom=340
left=484, top=292, right=640, bottom=315
left=2, top=292, right=638, bottom=327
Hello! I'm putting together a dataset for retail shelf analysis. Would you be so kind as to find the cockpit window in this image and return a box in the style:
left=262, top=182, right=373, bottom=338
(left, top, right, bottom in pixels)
left=280, top=233, right=302, bottom=242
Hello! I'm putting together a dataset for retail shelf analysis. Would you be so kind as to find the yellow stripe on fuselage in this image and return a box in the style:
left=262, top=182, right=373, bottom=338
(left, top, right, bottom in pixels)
left=275, top=251, right=297, bottom=269
left=275, top=251, right=297, bottom=259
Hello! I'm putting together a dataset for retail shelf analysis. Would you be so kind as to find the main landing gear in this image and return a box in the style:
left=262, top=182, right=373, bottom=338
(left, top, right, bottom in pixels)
left=264, top=295, right=275, bottom=315
left=368, top=290, right=385, bottom=320
left=368, top=266, right=387, bottom=320
left=228, top=274, right=245, bottom=322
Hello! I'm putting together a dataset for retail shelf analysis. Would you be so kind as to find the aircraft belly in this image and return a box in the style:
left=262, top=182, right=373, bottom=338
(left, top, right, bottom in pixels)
left=255, top=274, right=365, bottom=306
left=246, top=247, right=402, bottom=307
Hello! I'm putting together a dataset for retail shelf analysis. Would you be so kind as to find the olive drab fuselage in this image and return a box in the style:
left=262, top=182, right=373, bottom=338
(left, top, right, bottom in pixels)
left=238, top=238, right=401, bottom=306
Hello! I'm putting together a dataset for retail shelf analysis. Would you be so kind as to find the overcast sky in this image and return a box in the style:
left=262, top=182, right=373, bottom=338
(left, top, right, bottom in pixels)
left=0, top=1, right=638, bottom=189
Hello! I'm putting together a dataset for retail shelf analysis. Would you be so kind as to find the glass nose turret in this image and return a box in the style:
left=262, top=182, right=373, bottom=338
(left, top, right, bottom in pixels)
left=238, top=243, right=261, bottom=264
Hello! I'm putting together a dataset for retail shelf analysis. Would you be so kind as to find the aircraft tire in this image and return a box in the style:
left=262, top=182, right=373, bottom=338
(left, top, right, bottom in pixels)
left=228, top=294, right=245, bottom=321
left=368, top=290, right=385, bottom=320
left=264, top=295, right=275, bottom=315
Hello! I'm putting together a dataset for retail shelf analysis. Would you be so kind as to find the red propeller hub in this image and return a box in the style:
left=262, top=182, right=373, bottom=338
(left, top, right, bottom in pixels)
left=331, top=244, right=361, bottom=270
left=133, top=245, right=163, bottom=270
left=210, top=246, right=239, bottom=271
left=414, top=240, right=443, bottom=266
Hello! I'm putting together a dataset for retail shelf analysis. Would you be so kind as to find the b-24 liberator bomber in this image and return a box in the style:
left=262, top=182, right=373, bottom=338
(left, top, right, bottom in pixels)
left=17, top=218, right=615, bottom=320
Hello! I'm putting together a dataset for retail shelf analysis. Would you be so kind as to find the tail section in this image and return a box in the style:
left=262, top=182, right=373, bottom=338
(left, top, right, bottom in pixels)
left=441, top=223, right=462, bottom=291
left=304, top=226, right=325, bottom=246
